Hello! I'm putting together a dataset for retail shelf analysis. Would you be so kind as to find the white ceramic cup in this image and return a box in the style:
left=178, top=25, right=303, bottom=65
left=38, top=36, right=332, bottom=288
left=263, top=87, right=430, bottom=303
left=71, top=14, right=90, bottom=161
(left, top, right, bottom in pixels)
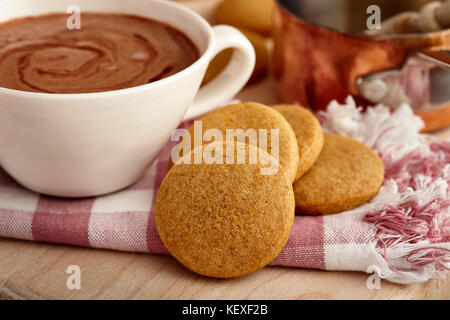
left=0, top=0, right=255, bottom=197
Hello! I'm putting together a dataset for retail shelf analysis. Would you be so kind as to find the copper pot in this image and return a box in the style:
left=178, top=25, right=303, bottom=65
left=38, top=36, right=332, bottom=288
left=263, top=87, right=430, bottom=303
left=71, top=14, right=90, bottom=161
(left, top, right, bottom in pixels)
left=273, top=0, right=450, bottom=131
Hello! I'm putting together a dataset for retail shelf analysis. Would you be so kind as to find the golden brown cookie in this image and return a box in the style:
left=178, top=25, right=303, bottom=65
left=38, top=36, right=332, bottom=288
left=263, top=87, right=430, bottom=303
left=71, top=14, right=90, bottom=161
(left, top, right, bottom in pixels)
left=202, top=28, right=269, bottom=86
left=156, top=141, right=295, bottom=278
left=172, top=102, right=299, bottom=183
left=294, top=134, right=384, bottom=215
left=215, top=0, right=275, bottom=36
left=271, top=105, right=324, bottom=181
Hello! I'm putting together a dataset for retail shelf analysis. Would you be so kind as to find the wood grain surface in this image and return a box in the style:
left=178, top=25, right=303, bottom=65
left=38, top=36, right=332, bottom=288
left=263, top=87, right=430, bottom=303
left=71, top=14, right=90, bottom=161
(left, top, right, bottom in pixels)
left=0, top=0, right=449, bottom=300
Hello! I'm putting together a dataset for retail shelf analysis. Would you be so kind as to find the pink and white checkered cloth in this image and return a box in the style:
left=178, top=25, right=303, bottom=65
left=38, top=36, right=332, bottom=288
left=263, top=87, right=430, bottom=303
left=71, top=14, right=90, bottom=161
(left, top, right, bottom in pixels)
left=0, top=97, right=449, bottom=284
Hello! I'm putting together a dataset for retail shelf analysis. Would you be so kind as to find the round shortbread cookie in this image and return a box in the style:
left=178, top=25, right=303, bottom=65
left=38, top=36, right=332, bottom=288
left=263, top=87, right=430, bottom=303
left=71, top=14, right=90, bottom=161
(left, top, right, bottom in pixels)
left=215, top=0, right=275, bottom=36
left=294, top=134, right=384, bottom=215
left=171, top=102, right=299, bottom=183
left=156, top=141, right=295, bottom=278
left=271, top=105, right=324, bottom=181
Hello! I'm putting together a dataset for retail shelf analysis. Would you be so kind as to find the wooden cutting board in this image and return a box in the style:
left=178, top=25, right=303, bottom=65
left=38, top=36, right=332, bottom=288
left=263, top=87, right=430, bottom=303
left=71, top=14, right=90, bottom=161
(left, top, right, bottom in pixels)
left=0, top=236, right=448, bottom=300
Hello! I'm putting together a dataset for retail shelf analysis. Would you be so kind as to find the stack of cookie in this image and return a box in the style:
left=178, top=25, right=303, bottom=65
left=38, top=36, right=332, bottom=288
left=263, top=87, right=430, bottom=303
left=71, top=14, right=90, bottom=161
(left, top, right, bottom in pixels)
left=272, top=105, right=385, bottom=216
left=155, top=102, right=384, bottom=278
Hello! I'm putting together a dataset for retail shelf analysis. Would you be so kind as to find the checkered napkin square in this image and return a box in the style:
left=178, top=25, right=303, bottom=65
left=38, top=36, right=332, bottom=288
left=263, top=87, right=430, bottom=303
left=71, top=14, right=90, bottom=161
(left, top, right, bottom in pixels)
left=1, top=97, right=449, bottom=284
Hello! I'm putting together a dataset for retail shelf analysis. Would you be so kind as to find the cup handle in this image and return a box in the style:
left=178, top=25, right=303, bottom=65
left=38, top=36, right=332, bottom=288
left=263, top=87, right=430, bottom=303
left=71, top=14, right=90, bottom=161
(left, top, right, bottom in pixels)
left=182, top=25, right=255, bottom=121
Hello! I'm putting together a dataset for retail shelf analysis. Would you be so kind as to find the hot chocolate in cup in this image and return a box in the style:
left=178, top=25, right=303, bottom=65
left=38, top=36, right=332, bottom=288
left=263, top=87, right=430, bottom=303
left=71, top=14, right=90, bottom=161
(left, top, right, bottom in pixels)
left=0, top=0, right=255, bottom=197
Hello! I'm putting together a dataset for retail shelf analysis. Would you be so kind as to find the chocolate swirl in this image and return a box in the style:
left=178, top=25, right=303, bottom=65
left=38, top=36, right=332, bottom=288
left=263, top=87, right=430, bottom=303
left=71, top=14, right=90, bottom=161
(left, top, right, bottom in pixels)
left=0, top=13, right=199, bottom=93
